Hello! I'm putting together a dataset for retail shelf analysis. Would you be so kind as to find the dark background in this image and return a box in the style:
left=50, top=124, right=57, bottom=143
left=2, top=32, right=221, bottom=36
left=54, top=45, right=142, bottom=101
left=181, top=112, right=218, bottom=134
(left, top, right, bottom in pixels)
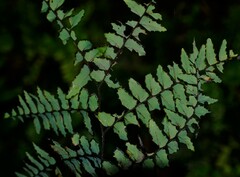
left=1, top=0, right=240, bottom=176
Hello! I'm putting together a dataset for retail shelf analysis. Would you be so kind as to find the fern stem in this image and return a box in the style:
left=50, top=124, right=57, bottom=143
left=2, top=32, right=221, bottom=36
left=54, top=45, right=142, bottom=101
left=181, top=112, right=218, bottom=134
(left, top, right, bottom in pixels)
left=100, top=124, right=105, bottom=159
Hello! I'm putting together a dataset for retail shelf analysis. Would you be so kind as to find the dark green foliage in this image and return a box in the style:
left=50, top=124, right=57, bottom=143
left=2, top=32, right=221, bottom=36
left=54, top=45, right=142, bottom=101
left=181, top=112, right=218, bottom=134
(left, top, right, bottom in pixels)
left=4, top=0, right=239, bottom=176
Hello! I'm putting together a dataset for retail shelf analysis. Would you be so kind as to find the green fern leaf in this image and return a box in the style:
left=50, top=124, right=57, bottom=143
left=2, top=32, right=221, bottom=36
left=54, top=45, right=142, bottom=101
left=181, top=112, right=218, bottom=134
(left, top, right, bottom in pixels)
left=57, top=88, right=69, bottom=110
left=70, top=159, right=82, bottom=176
left=26, top=152, right=44, bottom=171
left=31, top=95, right=45, bottom=114
left=155, top=149, right=169, bottom=167
left=102, top=161, right=119, bottom=176
left=70, top=31, right=77, bottom=41
left=54, top=112, right=67, bottom=136
left=140, top=16, right=166, bottom=32
left=33, top=116, right=41, bottom=134
left=157, top=65, right=173, bottom=89
left=176, top=99, right=194, bottom=118
left=173, top=84, right=187, bottom=102
left=62, top=111, right=73, bottom=134
left=46, top=11, right=56, bottom=22
left=114, top=122, right=128, bottom=141
left=69, top=10, right=84, bottom=28
left=129, top=78, right=149, bottom=102
left=90, top=139, right=100, bottom=154
left=33, top=143, right=56, bottom=165
left=52, top=141, right=69, bottom=159
left=143, top=159, right=154, bottom=169
left=162, top=118, right=178, bottom=139
left=117, top=88, right=137, bottom=109
left=149, top=119, right=168, bottom=148
left=206, top=72, right=221, bottom=83
left=198, top=94, right=218, bottom=104
left=104, top=74, right=121, bottom=89
left=146, top=4, right=163, bottom=20
left=49, top=0, right=64, bottom=10
left=114, top=149, right=132, bottom=169
left=25, top=163, right=38, bottom=175
left=93, top=58, right=111, bottom=70
left=132, top=26, right=146, bottom=40
left=57, top=10, right=65, bottom=20
left=165, top=109, right=186, bottom=128
left=98, top=112, right=115, bottom=127
left=44, top=90, right=61, bottom=111
left=40, top=114, right=50, bottom=130
left=67, top=65, right=91, bottom=98
left=147, top=97, right=160, bottom=111
left=72, top=133, right=80, bottom=146
left=88, top=94, right=98, bottom=111
left=145, top=74, right=161, bottom=95
left=187, top=119, right=199, bottom=133
left=85, top=48, right=103, bottom=62
left=168, top=62, right=183, bottom=81
left=90, top=70, right=105, bottom=82
left=178, top=74, right=198, bottom=85
left=136, top=104, right=151, bottom=126
left=79, top=88, right=88, bottom=109
left=124, top=112, right=139, bottom=126
left=181, top=48, right=193, bottom=74
left=37, top=87, right=52, bottom=112
left=168, top=141, right=179, bottom=154
left=123, top=0, right=145, bottom=17
left=206, top=38, right=217, bottom=65
left=41, top=1, right=48, bottom=13
left=178, top=130, right=195, bottom=151
left=64, top=160, right=80, bottom=176
left=81, top=111, right=93, bottom=135
left=24, top=91, right=38, bottom=114
left=82, top=158, right=97, bottom=177
left=78, top=40, right=92, bottom=51
left=19, top=95, right=30, bottom=115
left=194, top=105, right=209, bottom=118
left=161, top=90, right=175, bottom=111
left=229, top=50, right=238, bottom=58
left=195, top=44, right=206, bottom=70
left=112, top=23, right=126, bottom=36
left=59, top=29, right=70, bottom=45
left=80, top=136, right=92, bottom=154
left=105, top=33, right=124, bottom=49
left=125, top=38, right=146, bottom=56
left=46, top=113, right=59, bottom=135
left=126, top=143, right=144, bottom=162
left=216, top=62, right=224, bottom=73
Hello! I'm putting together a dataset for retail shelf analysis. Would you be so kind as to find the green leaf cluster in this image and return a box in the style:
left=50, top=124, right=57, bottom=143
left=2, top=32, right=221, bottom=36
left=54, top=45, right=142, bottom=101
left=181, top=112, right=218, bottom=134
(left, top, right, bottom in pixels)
left=15, top=136, right=100, bottom=177
left=4, top=0, right=239, bottom=176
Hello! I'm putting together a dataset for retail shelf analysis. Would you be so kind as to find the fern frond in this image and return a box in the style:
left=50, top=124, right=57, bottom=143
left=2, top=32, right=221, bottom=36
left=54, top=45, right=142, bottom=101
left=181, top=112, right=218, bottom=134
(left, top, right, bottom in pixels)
left=16, top=135, right=101, bottom=177
left=51, top=136, right=101, bottom=177
left=5, top=0, right=240, bottom=176
left=99, top=38, right=238, bottom=170
left=41, top=0, right=84, bottom=45
left=105, top=0, right=166, bottom=57
left=4, top=86, right=98, bottom=136
left=15, top=143, right=56, bottom=177
left=42, top=0, right=166, bottom=101
left=68, top=0, right=166, bottom=97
